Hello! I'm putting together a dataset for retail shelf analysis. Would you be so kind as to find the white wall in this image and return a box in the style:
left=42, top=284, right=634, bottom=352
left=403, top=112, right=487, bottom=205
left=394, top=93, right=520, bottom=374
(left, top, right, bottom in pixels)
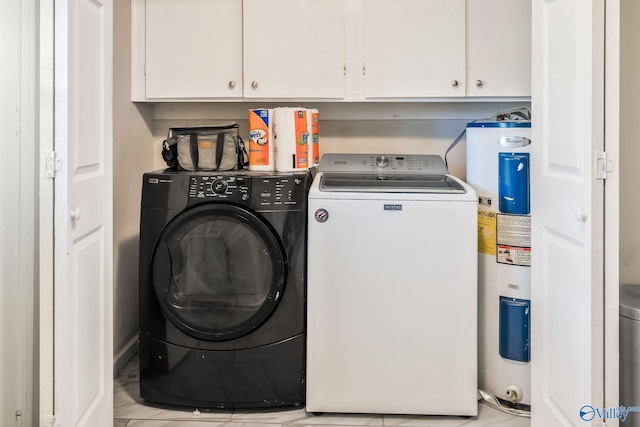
left=620, top=0, right=640, bottom=286
left=112, top=0, right=154, bottom=373
left=0, top=0, right=37, bottom=425
left=150, top=102, right=530, bottom=178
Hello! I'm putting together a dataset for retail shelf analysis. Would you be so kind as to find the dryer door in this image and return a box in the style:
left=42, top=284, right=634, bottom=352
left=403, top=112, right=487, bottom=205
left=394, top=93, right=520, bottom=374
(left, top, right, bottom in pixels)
left=151, top=204, right=286, bottom=341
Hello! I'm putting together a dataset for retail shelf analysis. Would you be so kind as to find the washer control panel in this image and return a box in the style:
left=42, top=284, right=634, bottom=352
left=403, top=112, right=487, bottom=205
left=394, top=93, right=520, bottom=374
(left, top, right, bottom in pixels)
left=319, top=153, right=448, bottom=174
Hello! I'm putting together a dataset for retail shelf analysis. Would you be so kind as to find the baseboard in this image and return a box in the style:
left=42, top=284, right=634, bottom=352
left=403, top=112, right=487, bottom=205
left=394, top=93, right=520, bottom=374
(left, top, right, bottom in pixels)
left=113, top=334, right=138, bottom=377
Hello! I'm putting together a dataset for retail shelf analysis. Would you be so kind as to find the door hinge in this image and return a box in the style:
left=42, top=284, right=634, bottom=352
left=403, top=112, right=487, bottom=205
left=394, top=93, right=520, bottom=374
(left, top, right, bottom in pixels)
left=595, top=151, right=613, bottom=180
left=43, top=414, right=58, bottom=427
left=44, top=151, right=61, bottom=178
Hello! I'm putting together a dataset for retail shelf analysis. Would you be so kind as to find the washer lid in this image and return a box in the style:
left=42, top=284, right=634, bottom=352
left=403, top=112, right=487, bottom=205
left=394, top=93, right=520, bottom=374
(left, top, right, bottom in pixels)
left=319, top=173, right=466, bottom=193
left=620, top=285, right=640, bottom=320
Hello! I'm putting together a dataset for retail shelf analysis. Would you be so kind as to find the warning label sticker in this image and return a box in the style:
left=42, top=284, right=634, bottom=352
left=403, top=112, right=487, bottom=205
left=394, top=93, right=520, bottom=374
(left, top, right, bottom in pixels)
left=497, top=245, right=531, bottom=266
left=478, top=208, right=497, bottom=256
left=497, top=214, right=531, bottom=247
left=496, top=213, right=531, bottom=266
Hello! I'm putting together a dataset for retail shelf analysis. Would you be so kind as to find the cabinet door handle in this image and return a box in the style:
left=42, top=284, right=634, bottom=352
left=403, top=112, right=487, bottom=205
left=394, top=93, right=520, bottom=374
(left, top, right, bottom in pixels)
left=476, top=79, right=484, bottom=88
left=451, top=80, right=459, bottom=87
left=251, top=81, right=259, bottom=89
left=228, top=81, right=236, bottom=89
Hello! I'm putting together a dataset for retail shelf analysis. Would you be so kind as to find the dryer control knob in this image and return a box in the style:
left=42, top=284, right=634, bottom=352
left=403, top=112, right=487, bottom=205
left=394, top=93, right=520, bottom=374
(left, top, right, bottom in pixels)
left=212, top=179, right=228, bottom=194
left=376, top=155, right=390, bottom=168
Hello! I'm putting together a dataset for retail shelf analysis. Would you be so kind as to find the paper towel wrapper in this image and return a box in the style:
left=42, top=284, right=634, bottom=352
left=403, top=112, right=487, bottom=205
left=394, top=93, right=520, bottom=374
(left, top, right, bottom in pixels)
left=307, top=108, right=320, bottom=167
left=274, top=107, right=309, bottom=172
left=248, top=108, right=275, bottom=171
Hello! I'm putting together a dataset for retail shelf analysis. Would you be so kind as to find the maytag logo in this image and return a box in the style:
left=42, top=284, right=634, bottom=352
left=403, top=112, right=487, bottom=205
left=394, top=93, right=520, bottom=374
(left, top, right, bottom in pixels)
left=384, top=204, right=402, bottom=211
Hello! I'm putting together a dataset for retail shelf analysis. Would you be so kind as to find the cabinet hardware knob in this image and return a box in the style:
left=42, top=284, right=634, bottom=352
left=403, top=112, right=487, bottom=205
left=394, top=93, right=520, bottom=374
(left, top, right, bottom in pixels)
left=70, top=208, right=81, bottom=221
left=251, top=81, right=259, bottom=89
left=451, top=80, right=459, bottom=87
left=228, top=81, right=236, bottom=89
left=476, top=79, right=484, bottom=88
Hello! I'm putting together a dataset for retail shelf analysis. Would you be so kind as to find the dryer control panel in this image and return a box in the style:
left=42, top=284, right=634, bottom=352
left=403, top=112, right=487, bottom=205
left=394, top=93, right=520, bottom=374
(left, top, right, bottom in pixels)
left=252, top=176, right=307, bottom=211
left=185, top=173, right=310, bottom=211
left=187, top=175, right=250, bottom=204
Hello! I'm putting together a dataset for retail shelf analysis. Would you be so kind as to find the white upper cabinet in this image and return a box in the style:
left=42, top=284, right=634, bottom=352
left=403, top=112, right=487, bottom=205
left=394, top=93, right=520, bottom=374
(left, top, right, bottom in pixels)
left=363, top=0, right=466, bottom=98
left=131, top=0, right=531, bottom=101
left=143, top=0, right=243, bottom=99
left=243, top=0, right=346, bottom=99
left=467, top=0, right=531, bottom=97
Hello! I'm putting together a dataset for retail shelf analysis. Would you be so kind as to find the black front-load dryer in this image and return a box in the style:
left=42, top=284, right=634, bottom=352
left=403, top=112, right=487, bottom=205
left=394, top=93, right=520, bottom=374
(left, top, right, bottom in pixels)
left=138, top=169, right=312, bottom=408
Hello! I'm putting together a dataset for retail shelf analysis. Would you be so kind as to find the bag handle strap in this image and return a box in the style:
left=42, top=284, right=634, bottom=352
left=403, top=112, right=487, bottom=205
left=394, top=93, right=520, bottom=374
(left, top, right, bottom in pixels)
left=189, top=133, right=199, bottom=170
left=237, top=137, right=249, bottom=169
left=215, top=132, right=225, bottom=169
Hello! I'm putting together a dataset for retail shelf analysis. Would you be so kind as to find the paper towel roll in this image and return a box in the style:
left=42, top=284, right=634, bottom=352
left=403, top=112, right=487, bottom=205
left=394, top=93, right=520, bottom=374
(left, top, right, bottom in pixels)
left=248, top=108, right=275, bottom=171
left=308, top=108, right=319, bottom=166
left=274, top=107, right=309, bottom=172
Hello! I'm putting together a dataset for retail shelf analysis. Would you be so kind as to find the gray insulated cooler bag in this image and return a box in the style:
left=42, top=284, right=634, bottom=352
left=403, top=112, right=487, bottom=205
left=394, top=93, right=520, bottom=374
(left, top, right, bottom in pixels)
left=161, top=124, right=248, bottom=171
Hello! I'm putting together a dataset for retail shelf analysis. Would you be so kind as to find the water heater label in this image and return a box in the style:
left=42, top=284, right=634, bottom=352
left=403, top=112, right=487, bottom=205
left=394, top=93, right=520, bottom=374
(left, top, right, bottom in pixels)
left=497, top=245, right=531, bottom=266
left=478, top=208, right=497, bottom=256
left=497, top=214, right=531, bottom=247
left=498, top=135, right=531, bottom=148
left=496, top=214, right=531, bottom=266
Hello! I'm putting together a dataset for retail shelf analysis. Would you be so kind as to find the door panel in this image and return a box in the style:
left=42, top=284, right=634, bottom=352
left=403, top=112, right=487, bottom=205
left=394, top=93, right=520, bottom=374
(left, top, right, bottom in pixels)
left=145, top=0, right=243, bottom=99
left=531, top=0, right=604, bottom=425
left=466, top=0, right=531, bottom=97
left=54, top=0, right=113, bottom=426
left=363, top=0, right=465, bottom=98
left=243, top=0, right=345, bottom=98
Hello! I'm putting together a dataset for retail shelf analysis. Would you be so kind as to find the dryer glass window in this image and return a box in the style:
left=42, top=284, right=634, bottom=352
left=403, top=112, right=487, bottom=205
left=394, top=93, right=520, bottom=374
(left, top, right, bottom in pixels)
left=152, top=205, right=285, bottom=341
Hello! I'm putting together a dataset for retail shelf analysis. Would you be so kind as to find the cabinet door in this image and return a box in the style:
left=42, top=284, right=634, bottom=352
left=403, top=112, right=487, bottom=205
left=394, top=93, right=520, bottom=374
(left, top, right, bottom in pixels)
left=467, top=0, right=531, bottom=97
left=145, top=0, right=242, bottom=99
left=243, top=0, right=345, bottom=99
left=363, top=0, right=466, bottom=98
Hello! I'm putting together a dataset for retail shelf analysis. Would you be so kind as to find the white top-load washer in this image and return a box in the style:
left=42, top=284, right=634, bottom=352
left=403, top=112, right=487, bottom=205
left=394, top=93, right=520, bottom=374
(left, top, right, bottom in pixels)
left=306, top=153, right=478, bottom=416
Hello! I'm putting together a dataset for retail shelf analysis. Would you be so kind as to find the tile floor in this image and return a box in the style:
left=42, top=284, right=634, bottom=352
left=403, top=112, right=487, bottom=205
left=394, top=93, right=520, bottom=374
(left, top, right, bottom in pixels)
left=115, top=355, right=531, bottom=427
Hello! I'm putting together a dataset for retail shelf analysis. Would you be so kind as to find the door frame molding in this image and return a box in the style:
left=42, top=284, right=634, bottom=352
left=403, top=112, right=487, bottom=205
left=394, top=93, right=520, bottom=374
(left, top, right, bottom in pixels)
left=39, top=0, right=55, bottom=425
left=604, top=0, right=621, bottom=416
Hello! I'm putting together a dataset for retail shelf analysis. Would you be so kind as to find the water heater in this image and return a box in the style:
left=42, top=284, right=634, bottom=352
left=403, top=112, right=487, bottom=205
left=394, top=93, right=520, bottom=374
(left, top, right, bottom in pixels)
left=466, top=121, right=531, bottom=407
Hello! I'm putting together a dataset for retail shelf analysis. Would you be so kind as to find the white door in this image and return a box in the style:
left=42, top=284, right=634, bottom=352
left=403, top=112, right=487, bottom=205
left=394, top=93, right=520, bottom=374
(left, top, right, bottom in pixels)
left=466, top=0, right=532, bottom=97
left=145, top=0, right=243, bottom=99
left=243, top=0, right=345, bottom=99
left=363, top=0, right=465, bottom=98
left=531, top=1, right=605, bottom=426
left=54, top=0, right=113, bottom=426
